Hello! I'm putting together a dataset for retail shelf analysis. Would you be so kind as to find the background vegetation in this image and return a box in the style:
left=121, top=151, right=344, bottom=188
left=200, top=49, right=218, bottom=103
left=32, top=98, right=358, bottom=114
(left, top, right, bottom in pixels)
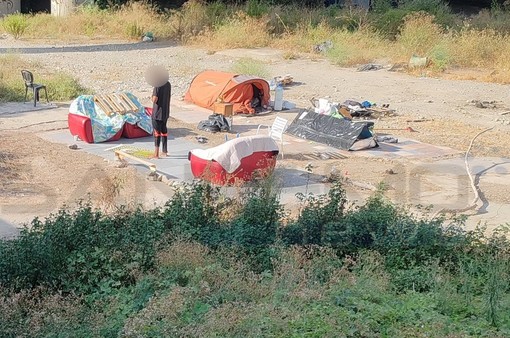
left=3, top=1, right=510, bottom=82
left=0, top=180, right=509, bottom=336
left=0, top=55, right=90, bottom=103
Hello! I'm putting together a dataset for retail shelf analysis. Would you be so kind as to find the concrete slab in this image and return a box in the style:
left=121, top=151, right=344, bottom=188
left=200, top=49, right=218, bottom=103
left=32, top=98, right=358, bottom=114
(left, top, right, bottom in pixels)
left=0, top=102, right=58, bottom=115
left=39, top=130, right=204, bottom=181
left=352, top=137, right=461, bottom=159
left=171, top=100, right=460, bottom=160
left=0, top=217, right=20, bottom=239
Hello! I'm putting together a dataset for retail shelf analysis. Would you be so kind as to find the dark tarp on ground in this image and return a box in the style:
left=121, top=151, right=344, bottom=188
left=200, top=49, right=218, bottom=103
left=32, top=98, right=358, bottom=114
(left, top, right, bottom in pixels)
left=286, top=110, right=378, bottom=151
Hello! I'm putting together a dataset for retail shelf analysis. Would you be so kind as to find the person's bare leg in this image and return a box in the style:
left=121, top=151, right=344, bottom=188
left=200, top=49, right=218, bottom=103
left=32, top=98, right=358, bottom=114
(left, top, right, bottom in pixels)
left=149, top=146, right=159, bottom=159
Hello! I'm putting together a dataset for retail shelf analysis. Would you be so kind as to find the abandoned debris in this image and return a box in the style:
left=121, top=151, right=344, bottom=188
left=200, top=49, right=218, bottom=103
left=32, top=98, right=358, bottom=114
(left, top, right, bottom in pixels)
left=196, top=136, right=208, bottom=143
left=357, top=64, right=383, bottom=72
left=376, top=136, right=398, bottom=143
left=68, top=144, right=78, bottom=150
left=313, top=40, right=333, bottom=53
left=311, top=97, right=395, bottom=120
left=388, top=62, right=408, bottom=72
left=142, top=32, right=154, bottom=42
left=409, top=55, right=428, bottom=68
left=468, top=100, right=501, bottom=109
left=270, top=75, right=293, bottom=89
left=197, top=114, right=230, bottom=133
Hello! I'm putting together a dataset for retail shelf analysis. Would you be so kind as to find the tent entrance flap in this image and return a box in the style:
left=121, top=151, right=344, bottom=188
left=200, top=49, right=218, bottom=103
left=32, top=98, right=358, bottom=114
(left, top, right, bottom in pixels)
left=286, top=111, right=378, bottom=151
left=184, top=70, right=270, bottom=115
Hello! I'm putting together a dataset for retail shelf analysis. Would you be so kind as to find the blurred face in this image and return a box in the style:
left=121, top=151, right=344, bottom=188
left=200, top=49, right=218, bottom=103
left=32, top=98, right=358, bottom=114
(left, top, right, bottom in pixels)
left=145, top=65, right=169, bottom=88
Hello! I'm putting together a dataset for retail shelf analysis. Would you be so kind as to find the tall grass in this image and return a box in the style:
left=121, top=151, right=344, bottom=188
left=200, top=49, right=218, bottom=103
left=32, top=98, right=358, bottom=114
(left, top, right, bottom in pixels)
left=3, top=2, right=510, bottom=82
left=1, top=13, right=29, bottom=39
left=0, top=54, right=90, bottom=102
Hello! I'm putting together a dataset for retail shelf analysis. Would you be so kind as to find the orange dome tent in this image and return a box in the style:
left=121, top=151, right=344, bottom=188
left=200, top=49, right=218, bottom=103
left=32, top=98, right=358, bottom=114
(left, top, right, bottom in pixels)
left=184, top=70, right=270, bottom=115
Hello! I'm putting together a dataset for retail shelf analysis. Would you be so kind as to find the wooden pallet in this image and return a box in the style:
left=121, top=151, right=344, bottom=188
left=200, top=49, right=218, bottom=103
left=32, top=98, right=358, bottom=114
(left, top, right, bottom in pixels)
left=94, top=93, right=139, bottom=116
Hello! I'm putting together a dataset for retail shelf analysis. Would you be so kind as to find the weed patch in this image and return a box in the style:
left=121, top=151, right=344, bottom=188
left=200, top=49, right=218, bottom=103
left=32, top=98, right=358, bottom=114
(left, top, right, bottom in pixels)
left=0, top=55, right=89, bottom=102
left=0, top=179, right=509, bottom=336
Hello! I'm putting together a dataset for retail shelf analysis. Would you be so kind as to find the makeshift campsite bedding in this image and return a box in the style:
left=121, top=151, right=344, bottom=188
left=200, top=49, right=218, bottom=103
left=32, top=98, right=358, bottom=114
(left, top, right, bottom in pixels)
left=69, top=92, right=152, bottom=143
left=184, top=70, right=270, bottom=115
left=286, top=110, right=378, bottom=151
left=189, top=135, right=279, bottom=186
left=189, top=135, right=279, bottom=173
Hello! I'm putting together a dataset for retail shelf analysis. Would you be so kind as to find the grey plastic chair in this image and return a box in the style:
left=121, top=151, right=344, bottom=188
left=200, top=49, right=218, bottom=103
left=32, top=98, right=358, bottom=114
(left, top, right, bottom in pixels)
left=21, top=70, right=49, bottom=107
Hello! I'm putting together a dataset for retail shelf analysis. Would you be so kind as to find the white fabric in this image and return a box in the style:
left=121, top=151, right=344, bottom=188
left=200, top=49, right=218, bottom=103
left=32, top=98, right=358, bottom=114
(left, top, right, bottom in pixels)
left=191, top=135, right=279, bottom=173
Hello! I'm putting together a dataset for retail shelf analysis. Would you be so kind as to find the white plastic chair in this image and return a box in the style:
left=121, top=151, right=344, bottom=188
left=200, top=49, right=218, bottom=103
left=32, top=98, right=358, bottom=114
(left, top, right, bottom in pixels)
left=256, top=116, right=288, bottom=158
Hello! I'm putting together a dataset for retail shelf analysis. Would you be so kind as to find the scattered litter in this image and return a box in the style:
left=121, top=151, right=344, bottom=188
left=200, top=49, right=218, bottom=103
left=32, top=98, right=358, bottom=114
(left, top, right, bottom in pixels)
left=357, top=64, right=383, bottom=72
left=310, top=97, right=396, bottom=120
left=146, top=171, right=160, bottom=181
left=269, top=74, right=293, bottom=89
left=388, top=63, right=408, bottom=72
left=313, top=40, right=333, bottom=53
left=197, top=114, right=230, bottom=133
left=409, top=55, right=428, bottom=68
left=68, top=144, right=78, bottom=150
left=196, top=136, right=208, bottom=143
left=406, top=119, right=431, bottom=123
left=468, top=100, right=501, bottom=109
left=376, top=136, right=398, bottom=143
left=385, top=169, right=396, bottom=175
left=283, top=100, right=296, bottom=110
left=142, top=32, right=154, bottom=42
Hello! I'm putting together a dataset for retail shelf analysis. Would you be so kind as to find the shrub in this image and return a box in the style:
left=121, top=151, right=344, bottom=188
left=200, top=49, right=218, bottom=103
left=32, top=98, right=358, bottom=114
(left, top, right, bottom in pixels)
left=125, top=21, right=144, bottom=39
left=397, top=12, right=444, bottom=58
left=1, top=13, right=29, bottom=40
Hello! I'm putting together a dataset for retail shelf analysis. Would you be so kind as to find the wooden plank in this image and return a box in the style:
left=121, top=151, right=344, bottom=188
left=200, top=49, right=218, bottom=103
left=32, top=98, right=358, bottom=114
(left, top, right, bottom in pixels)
left=114, top=93, right=131, bottom=113
left=94, top=96, right=113, bottom=116
left=104, top=94, right=124, bottom=114
left=111, top=94, right=128, bottom=114
left=99, top=95, right=115, bottom=115
left=118, top=93, right=132, bottom=111
left=115, top=150, right=156, bottom=172
left=120, top=92, right=139, bottom=111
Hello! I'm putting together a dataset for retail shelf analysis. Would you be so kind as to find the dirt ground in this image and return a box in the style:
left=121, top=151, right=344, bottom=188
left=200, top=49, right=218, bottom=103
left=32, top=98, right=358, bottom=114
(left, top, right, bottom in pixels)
left=1, top=38, right=510, bottom=230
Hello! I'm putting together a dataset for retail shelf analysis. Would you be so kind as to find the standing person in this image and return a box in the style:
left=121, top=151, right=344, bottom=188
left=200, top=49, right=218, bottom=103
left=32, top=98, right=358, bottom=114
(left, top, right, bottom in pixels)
left=151, top=80, right=171, bottom=158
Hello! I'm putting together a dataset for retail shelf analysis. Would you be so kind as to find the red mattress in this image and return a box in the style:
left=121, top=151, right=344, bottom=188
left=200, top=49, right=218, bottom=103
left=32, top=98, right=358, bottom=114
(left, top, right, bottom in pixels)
left=188, top=150, right=278, bottom=185
left=68, top=106, right=152, bottom=143
left=68, top=114, right=122, bottom=143
left=123, top=107, right=152, bottom=138
left=123, top=123, right=151, bottom=139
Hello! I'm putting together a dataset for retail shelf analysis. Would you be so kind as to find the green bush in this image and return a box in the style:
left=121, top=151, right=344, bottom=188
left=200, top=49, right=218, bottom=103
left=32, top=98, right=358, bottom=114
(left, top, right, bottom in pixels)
left=1, top=13, right=29, bottom=40
left=1, top=179, right=510, bottom=336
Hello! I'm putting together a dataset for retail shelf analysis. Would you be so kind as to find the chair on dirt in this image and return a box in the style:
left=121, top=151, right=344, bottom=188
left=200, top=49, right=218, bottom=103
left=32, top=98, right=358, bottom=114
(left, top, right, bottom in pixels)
left=256, top=116, right=288, bottom=159
left=21, top=70, right=49, bottom=107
